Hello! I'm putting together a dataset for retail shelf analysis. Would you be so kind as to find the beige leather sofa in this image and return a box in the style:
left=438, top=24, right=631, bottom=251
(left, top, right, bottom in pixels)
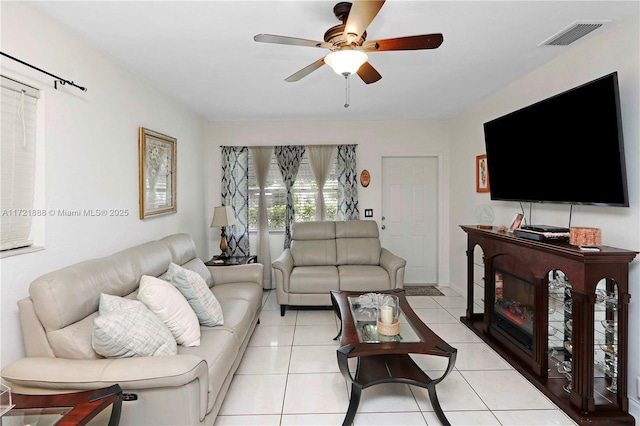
left=272, top=220, right=406, bottom=315
left=1, top=234, right=263, bottom=425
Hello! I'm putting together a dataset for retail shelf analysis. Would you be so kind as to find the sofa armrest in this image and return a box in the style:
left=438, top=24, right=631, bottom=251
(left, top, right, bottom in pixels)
left=379, top=248, right=407, bottom=289
left=272, top=249, right=294, bottom=293
left=1, top=355, right=208, bottom=391
left=2, top=355, right=210, bottom=421
left=207, top=263, right=263, bottom=286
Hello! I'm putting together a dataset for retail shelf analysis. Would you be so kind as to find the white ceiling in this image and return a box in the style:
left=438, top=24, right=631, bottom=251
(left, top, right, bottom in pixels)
left=30, top=1, right=639, bottom=122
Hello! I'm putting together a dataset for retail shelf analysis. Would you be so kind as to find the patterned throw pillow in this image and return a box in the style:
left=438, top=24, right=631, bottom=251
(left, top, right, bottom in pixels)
left=165, top=262, right=224, bottom=327
left=137, top=275, right=201, bottom=347
left=92, top=294, right=177, bottom=358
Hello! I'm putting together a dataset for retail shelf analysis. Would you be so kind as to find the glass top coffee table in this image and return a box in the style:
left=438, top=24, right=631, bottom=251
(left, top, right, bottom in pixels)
left=331, top=289, right=457, bottom=426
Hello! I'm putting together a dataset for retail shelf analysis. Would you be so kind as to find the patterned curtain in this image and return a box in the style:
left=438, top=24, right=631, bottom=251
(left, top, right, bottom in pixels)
left=275, top=145, right=306, bottom=248
left=221, top=146, right=250, bottom=256
left=336, top=144, right=359, bottom=220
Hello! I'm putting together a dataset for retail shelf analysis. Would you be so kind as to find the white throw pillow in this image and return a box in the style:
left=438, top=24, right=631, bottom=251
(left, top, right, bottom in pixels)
left=165, top=262, right=224, bottom=327
left=92, top=294, right=177, bottom=358
left=137, top=275, right=201, bottom=347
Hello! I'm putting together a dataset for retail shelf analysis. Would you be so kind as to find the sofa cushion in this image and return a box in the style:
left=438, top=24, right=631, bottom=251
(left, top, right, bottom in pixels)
left=335, top=220, right=379, bottom=239
left=335, top=220, right=381, bottom=265
left=214, top=299, right=255, bottom=346
left=336, top=238, right=381, bottom=265
left=290, top=221, right=337, bottom=266
left=211, top=282, right=263, bottom=318
left=165, top=263, right=224, bottom=327
left=178, top=327, right=238, bottom=406
left=161, top=233, right=214, bottom=287
left=338, top=265, right=391, bottom=292
left=48, top=314, right=100, bottom=359
left=161, top=233, right=199, bottom=265
left=137, top=275, right=201, bottom=347
left=29, top=256, right=138, bottom=334
left=290, top=240, right=337, bottom=266
left=292, top=221, right=336, bottom=240
left=181, top=257, right=213, bottom=287
left=289, top=266, right=339, bottom=294
left=92, top=294, right=177, bottom=358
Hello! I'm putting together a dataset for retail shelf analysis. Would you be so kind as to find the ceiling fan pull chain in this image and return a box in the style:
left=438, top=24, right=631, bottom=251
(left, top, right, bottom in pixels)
left=344, top=75, right=350, bottom=108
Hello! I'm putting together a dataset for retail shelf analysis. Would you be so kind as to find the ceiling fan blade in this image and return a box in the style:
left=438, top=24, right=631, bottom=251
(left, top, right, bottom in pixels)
left=356, top=62, right=382, bottom=84
left=285, top=58, right=326, bottom=82
left=254, top=34, right=331, bottom=49
left=344, top=0, right=385, bottom=44
left=362, top=34, right=444, bottom=51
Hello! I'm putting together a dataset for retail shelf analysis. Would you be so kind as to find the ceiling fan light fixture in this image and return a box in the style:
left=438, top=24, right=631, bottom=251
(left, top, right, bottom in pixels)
left=325, top=50, right=368, bottom=76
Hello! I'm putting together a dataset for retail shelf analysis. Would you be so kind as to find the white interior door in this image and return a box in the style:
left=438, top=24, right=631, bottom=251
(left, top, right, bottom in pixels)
left=381, top=157, right=438, bottom=285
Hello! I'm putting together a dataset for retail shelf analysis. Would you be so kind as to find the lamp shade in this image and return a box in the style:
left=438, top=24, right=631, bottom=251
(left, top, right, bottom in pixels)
left=211, top=206, right=237, bottom=228
left=324, top=50, right=368, bottom=76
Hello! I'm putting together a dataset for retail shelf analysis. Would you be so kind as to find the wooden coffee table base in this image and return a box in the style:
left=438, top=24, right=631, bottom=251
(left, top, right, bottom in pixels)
left=337, top=343, right=456, bottom=426
left=331, top=289, right=458, bottom=426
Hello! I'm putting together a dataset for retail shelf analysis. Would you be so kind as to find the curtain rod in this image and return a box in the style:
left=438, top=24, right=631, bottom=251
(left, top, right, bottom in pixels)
left=1, top=52, right=87, bottom=92
left=218, top=144, right=358, bottom=148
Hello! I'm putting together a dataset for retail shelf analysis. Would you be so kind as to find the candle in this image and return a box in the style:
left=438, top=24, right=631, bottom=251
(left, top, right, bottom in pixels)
left=380, top=305, right=393, bottom=324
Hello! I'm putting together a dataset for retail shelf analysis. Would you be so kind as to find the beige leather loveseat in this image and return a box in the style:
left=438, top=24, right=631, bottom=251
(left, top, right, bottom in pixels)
left=1, top=234, right=263, bottom=425
left=272, top=220, right=406, bottom=315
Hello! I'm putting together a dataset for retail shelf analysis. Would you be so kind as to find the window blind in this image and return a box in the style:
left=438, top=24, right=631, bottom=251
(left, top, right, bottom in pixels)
left=1, top=76, right=40, bottom=251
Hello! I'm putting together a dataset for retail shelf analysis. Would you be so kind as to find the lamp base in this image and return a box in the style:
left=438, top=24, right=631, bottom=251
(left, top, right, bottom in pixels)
left=219, top=229, right=230, bottom=258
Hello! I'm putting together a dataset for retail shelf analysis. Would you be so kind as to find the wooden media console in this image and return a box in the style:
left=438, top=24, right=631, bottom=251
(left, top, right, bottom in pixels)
left=460, top=225, right=637, bottom=425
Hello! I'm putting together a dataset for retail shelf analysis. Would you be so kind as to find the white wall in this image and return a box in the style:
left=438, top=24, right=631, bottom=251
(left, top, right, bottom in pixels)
left=449, top=13, right=640, bottom=416
left=206, top=120, right=452, bottom=285
left=0, top=2, right=208, bottom=367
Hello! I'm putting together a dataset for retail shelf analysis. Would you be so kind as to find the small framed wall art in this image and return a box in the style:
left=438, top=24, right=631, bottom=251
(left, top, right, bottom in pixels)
left=360, top=169, right=370, bottom=188
left=508, top=213, right=525, bottom=233
left=476, top=154, right=490, bottom=193
left=139, top=127, right=177, bottom=219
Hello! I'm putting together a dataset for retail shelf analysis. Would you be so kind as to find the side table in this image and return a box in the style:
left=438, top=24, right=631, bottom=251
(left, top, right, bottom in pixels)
left=205, top=255, right=257, bottom=267
left=2, top=384, right=122, bottom=426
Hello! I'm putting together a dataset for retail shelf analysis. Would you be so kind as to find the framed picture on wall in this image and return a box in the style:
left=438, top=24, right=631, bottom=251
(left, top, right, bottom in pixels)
left=139, top=127, right=177, bottom=219
left=476, top=154, right=490, bottom=193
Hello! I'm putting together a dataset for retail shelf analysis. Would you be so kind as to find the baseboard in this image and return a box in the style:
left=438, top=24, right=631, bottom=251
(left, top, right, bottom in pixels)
left=629, top=396, right=639, bottom=422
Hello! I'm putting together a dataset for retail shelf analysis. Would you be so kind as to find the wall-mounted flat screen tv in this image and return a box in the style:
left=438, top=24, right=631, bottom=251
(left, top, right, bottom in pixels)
left=483, top=72, right=628, bottom=207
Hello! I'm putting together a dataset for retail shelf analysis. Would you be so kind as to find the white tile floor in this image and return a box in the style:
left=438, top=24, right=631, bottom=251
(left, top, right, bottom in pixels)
left=214, top=289, right=578, bottom=426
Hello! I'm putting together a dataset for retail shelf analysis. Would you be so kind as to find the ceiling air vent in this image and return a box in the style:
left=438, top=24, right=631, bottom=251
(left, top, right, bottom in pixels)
left=538, top=21, right=610, bottom=47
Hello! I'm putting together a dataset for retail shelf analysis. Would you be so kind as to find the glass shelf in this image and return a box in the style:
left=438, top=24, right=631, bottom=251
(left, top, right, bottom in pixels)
left=548, top=271, right=573, bottom=393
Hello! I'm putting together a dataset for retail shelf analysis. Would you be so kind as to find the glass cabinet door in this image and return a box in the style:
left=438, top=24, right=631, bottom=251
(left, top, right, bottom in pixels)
left=594, top=278, right=619, bottom=403
left=548, top=270, right=573, bottom=393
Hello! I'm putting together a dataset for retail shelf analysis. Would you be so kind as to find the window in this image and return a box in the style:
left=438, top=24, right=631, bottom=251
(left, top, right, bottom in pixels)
left=1, top=76, right=40, bottom=253
left=247, top=151, right=338, bottom=231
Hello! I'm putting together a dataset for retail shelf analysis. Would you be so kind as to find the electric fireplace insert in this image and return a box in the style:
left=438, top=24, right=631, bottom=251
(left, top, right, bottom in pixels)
left=492, top=269, right=535, bottom=355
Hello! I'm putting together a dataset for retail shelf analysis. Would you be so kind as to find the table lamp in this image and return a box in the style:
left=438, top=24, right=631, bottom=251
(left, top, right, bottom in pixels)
left=211, top=205, right=237, bottom=258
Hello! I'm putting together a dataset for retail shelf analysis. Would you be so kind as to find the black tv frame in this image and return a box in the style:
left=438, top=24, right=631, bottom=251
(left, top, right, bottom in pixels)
left=483, top=72, right=629, bottom=207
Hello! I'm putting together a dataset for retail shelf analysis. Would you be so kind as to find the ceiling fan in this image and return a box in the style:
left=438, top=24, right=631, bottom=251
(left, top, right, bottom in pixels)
left=254, top=1, right=444, bottom=84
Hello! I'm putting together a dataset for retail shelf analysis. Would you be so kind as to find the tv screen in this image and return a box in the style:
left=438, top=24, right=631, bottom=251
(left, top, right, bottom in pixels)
left=483, top=72, right=628, bottom=207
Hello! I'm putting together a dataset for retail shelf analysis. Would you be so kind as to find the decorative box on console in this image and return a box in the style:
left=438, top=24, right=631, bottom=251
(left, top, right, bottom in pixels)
left=569, top=227, right=602, bottom=247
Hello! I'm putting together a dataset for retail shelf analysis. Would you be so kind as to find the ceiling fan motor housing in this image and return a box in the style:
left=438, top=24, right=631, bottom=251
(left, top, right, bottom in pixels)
left=324, top=24, right=366, bottom=48
left=330, top=2, right=367, bottom=48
